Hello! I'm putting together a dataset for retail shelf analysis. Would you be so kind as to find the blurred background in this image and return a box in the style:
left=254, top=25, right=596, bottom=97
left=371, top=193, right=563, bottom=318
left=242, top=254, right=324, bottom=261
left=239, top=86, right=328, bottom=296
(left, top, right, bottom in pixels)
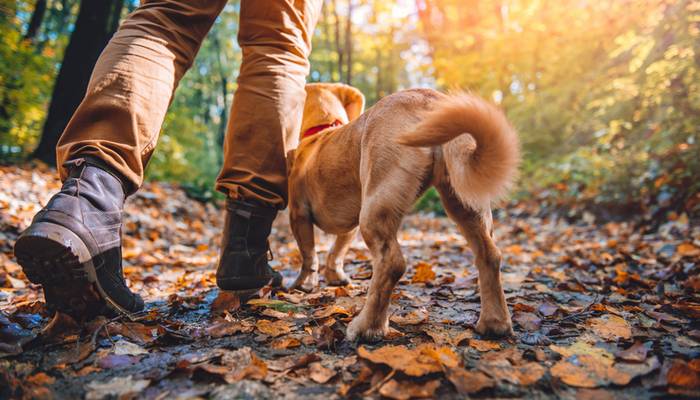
left=0, top=0, right=698, bottom=219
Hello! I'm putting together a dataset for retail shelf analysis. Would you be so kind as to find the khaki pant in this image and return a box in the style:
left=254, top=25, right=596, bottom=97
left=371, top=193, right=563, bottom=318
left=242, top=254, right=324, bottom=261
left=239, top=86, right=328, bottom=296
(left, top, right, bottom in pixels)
left=56, top=0, right=322, bottom=208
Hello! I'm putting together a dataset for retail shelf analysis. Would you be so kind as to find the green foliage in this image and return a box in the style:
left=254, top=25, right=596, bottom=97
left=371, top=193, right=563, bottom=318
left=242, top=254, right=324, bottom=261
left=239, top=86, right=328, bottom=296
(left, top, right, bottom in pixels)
left=414, top=188, right=446, bottom=215
left=0, top=1, right=58, bottom=157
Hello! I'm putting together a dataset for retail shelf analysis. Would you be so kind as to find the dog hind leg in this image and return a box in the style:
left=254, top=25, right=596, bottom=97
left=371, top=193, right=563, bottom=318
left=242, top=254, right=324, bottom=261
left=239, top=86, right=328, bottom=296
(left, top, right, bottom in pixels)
left=436, top=184, right=513, bottom=337
left=323, top=228, right=357, bottom=286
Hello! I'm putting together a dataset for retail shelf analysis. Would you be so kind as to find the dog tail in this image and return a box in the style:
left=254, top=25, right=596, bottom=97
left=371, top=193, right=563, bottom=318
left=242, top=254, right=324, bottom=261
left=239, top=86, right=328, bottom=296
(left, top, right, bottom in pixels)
left=396, top=93, right=520, bottom=207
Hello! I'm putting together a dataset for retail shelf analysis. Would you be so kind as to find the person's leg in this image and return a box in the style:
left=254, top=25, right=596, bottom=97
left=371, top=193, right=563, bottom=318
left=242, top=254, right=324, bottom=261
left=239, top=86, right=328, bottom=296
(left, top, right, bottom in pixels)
left=56, top=0, right=227, bottom=191
left=15, top=0, right=226, bottom=320
left=215, top=0, right=322, bottom=293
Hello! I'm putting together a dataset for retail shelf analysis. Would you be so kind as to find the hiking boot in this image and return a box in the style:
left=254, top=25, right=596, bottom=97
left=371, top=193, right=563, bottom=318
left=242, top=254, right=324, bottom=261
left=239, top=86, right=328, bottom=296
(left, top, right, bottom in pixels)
left=216, top=199, right=283, bottom=294
left=14, top=157, right=144, bottom=320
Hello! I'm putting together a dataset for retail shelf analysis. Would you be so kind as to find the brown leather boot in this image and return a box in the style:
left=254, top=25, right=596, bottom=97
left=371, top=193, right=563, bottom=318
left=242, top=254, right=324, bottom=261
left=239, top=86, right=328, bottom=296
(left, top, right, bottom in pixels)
left=14, top=157, right=144, bottom=320
left=216, top=199, right=283, bottom=294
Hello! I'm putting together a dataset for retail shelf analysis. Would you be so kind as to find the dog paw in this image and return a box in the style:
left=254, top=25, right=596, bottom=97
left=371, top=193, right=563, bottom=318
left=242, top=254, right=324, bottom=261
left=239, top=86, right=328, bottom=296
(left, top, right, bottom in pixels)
left=323, top=266, right=350, bottom=287
left=289, top=273, right=318, bottom=293
left=346, top=315, right=389, bottom=342
left=475, top=316, right=513, bottom=337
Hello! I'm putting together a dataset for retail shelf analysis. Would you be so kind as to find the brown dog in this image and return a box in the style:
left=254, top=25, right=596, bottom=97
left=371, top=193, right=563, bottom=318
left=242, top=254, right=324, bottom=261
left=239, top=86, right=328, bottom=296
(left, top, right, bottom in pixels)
left=287, top=83, right=520, bottom=342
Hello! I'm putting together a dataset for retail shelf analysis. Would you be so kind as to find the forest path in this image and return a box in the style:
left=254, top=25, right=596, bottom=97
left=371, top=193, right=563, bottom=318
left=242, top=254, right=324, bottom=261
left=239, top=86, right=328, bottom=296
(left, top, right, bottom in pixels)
left=1, top=164, right=698, bottom=399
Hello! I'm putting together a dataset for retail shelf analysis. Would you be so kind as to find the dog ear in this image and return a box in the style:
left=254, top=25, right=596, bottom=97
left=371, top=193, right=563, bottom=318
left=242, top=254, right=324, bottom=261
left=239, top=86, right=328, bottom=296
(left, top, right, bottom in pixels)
left=331, top=84, right=365, bottom=121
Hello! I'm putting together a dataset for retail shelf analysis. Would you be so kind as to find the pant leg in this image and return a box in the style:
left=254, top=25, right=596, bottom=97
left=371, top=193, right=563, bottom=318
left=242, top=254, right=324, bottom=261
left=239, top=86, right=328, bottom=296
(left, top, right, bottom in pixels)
left=215, top=0, right=323, bottom=208
left=56, top=0, right=227, bottom=193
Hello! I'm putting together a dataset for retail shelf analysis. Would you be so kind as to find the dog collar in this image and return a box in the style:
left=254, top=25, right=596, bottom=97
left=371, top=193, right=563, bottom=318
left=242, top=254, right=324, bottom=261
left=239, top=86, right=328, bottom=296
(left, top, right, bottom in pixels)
left=302, top=120, right=343, bottom=139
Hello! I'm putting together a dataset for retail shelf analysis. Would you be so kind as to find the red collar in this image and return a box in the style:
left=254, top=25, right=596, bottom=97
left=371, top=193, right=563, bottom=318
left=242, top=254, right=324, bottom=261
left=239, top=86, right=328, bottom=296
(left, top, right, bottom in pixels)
left=302, top=120, right=342, bottom=139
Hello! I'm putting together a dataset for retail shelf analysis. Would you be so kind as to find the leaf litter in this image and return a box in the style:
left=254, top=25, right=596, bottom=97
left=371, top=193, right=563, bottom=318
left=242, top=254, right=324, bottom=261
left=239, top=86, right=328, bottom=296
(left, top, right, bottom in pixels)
left=1, top=164, right=699, bottom=398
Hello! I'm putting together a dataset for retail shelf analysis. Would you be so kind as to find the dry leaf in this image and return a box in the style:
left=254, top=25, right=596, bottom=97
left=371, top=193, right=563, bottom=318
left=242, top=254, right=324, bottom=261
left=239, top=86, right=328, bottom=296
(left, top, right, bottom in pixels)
left=469, top=339, right=501, bottom=352
left=446, top=368, right=495, bottom=394
left=210, top=291, right=241, bottom=315
left=270, top=336, right=301, bottom=350
left=255, top=319, right=292, bottom=337
left=206, top=320, right=254, bottom=338
left=309, top=362, right=336, bottom=384
left=513, top=312, right=541, bottom=332
left=615, top=341, right=649, bottom=363
left=411, top=262, right=436, bottom=284
left=358, top=344, right=458, bottom=377
left=379, top=379, right=441, bottom=400
left=390, top=308, right=428, bottom=325
left=587, top=314, right=632, bottom=341
left=667, top=359, right=700, bottom=389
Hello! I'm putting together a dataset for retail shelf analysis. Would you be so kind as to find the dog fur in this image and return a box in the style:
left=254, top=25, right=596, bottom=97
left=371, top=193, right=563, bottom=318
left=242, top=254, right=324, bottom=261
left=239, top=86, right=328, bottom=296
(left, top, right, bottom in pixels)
left=287, top=83, right=520, bottom=342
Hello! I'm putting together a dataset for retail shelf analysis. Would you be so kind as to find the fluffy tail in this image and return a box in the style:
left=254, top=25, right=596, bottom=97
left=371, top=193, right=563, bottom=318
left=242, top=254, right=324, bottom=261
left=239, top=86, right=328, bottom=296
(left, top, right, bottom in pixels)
left=396, top=93, right=520, bottom=207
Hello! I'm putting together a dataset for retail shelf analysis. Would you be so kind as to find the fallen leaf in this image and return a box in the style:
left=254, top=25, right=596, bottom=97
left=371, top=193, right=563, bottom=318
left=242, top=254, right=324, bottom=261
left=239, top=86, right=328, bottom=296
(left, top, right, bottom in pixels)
left=390, top=308, right=429, bottom=325
left=85, top=376, right=150, bottom=400
left=25, top=372, right=55, bottom=386
left=513, top=312, right=541, bottom=331
left=112, top=339, right=147, bottom=356
left=313, top=305, right=352, bottom=319
left=358, top=344, right=457, bottom=377
left=270, top=336, right=301, bottom=350
left=210, top=291, right=241, bottom=315
left=469, top=339, right=501, bottom=352
left=677, top=243, right=700, bottom=257
left=587, top=314, right=632, bottom=341
left=445, top=368, right=495, bottom=394
left=309, top=362, right=336, bottom=384
left=423, top=326, right=472, bottom=346
left=206, top=320, right=254, bottom=338
left=411, top=262, right=436, bottom=284
left=255, top=319, right=292, bottom=337
left=615, top=341, right=649, bottom=363
left=667, top=359, right=700, bottom=390
left=379, top=379, right=441, bottom=400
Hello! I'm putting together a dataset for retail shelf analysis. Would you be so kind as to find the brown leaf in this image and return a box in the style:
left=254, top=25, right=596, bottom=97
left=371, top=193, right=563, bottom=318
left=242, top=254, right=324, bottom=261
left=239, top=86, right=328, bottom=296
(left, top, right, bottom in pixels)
left=309, top=362, right=336, bottom=384
left=210, top=291, right=241, bottom=315
left=270, top=336, right=301, bottom=350
left=255, top=319, right=292, bottom=337
left=677, top=243, right=700, bottom=257
left=667, top=359, right=700, bottom=389
left=379, top=379, right=441, bottom=400
left=25, top=372, right=55, bottom=386
left=411, top=262, right=436, bottom=284
left=469, top=339, right=501, bottom=352
left=206, top=320, right=254, bottom=338
left=267, top=353, right=321, bottom=372
left=445, top=367, right=495, bottom=394
left=390, top=308, right=428, bottom=325
left=358, top=344, right=458, bottom=377
left=615, top=341, right=648, bottom=363
left=423, top=326, right=472, bottom=346
left=512, top=312, right=541, bottom=332
left=313, top=305, right=352, bottom=319
left=587, top=314, right=631, bottom=341
left=551, top=354, right=658, bottom=388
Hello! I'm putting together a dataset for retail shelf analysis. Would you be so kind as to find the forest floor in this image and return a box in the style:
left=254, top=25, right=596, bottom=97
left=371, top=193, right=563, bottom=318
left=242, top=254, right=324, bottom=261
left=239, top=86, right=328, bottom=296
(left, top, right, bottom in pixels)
left=1, top=163, right=699, bottom=400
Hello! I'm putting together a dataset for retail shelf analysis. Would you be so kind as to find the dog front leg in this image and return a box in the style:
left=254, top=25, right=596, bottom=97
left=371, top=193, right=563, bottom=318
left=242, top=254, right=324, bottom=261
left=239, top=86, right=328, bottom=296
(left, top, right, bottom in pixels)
left=289, top=208, right=319, bottom=293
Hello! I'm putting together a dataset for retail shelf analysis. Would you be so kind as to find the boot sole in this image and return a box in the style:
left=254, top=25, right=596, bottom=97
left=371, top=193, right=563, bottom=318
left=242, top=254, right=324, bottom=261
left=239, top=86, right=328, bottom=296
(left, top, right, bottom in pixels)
left=14, top=222, right=132, bottom=320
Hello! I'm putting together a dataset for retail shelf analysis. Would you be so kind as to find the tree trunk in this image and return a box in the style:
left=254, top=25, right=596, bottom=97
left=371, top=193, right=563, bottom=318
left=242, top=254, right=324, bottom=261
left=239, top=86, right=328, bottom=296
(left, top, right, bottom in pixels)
left=33, top=0, right=124, bottom=165
left=344, top=0, right=353, bottom=84
left=23, top=0, right=47, bottom=43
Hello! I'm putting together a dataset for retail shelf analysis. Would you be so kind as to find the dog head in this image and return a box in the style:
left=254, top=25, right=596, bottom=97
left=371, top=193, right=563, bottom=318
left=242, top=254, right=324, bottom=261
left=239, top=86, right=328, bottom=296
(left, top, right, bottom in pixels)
left=301, top=83, right=365, bottom=139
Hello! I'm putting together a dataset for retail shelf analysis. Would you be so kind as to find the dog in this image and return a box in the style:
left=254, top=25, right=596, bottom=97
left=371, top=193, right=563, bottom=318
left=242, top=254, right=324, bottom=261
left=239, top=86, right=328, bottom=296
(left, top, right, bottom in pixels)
left=286, top=83, right=520, bottom=342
